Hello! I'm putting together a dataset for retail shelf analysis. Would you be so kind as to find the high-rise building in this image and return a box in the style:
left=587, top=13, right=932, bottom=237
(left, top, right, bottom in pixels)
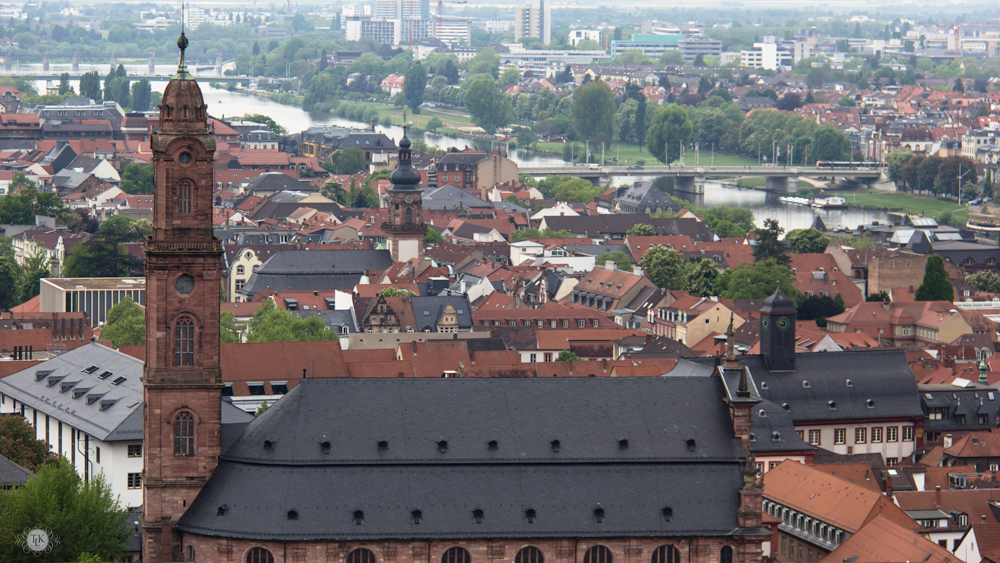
left=513, top=0, right=550, bottom=45
left=431, top=15, right=472, bottom=46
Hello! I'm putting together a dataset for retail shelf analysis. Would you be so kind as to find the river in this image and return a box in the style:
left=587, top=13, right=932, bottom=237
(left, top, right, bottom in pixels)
left=34, top=77, right=889, bottom=230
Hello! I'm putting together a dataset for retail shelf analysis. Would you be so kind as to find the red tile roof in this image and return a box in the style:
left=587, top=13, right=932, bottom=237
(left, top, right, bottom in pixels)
left=816, top=514, right=959, bottom=563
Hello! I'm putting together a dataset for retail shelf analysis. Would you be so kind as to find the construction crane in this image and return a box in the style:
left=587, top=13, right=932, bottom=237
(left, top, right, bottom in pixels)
left=436, top=0, right=468, bottom=42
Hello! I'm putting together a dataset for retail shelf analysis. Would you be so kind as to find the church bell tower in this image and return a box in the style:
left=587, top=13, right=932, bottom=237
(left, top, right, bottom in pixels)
left=383, top=120, right=426, bottom=262
left=760, top=286, right=796, bottom=371
left=141, top=30, right=222, bottom=563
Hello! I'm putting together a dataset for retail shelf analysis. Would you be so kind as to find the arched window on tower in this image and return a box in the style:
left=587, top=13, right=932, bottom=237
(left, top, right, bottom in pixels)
left=174, top=412, right=194, bottom=456
left=178, top=180, right=192, bottom=214
left=405, top=207, right=413, bottom=225
left=174, top=317, right=195, bottom=366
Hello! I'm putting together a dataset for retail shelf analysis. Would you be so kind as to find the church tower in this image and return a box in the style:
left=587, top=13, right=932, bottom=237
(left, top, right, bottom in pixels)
left=760, top=286, right=796, bottom=371
left=383, top=122, right=425, bottom=262
left=141, top=31, right=222, bottom=563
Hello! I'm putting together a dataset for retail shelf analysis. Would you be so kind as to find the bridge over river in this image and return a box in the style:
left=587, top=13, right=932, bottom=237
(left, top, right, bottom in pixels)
left=517, top=164, right=884, bottom=193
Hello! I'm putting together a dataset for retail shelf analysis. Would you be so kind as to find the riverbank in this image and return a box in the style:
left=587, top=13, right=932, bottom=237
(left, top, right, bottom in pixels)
left=842, top=189, right=969, bottom=224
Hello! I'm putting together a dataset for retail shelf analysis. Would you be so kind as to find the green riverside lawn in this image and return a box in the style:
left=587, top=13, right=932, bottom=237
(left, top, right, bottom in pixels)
left=843, top=189, right=970, bottom=223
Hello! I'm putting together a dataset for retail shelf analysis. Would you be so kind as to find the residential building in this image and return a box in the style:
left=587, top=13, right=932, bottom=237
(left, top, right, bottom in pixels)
left=568, top=29, right=601, bottom=47
left=668, top=288, right=926, bottom=463
left=513, top=0, right=550, bottom=44
left=740, top=37, right=793, bottom=71
left=498, top=43, right=610, bottom=74
left=762, top=461, right=918, bottom=562
left=679, top=35, right=723, bottom=61
left=894, top=488, right=1000, bottom=553
left=816, top=515, right=958, bottom=563
left=0, top=343, right=252, bottom=508
left=920, top=384, right=1000, bottom=445
left=237, top=249, right=393, bottom=300
left=612, top=181, right=681, bottom=214
left=300, top=126, right=397, bottom=162
left=826, top=301, right=973, bottom=347
left=361, top=295, right=472, bottom=334
left=39, top=277, right=146, bottom=327
left=345, top=16, right=401, bottom=46
left=564, top=264, right=657, bottom=312
left=431, top=16, right=472, bottom=46
left=647, top=295, right=747, bottom=347
left=433, top=149, right=519, bottom=191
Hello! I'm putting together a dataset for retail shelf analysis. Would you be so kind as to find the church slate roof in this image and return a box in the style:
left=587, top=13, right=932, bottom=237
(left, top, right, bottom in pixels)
left=239, top=249, right=393, bottom=298
left=177, top=377, right=747, bottom=541
left=0, top=453, right=31, bottom=487
left=667, top=350, right=924, bottom=424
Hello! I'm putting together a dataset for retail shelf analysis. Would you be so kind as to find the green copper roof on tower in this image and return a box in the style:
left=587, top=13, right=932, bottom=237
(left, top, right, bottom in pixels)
left=173, top=31, right=193, bottom=80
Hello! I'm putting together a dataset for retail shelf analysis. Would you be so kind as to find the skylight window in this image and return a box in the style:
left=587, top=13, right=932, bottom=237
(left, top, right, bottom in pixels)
left=82, top=366, right=100, bottom=374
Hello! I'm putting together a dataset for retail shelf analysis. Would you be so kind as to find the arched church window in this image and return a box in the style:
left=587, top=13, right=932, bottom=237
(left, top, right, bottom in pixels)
left=406, top=208, right=413, bottom=224
left=247, top=547, right=275, bottom=563
left=174, top=412, right=194, bottom=456
left=178, top=180, right=192, bottom=214
left=174, top=317, right=195, bottom=366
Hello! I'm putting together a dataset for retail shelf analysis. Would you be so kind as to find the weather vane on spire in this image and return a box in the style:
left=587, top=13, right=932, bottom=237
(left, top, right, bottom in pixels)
left=402, top=108, right=408, bottom=133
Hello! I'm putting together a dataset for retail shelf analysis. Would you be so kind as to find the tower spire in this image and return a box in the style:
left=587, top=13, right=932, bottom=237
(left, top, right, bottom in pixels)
left=175, top=1, right=190, bottom=78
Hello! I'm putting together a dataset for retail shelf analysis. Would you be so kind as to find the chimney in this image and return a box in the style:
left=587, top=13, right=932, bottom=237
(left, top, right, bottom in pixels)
left=944, top=434, right=953, bottom=448
left=633, top=266, right=643, bottom=276
left=605, top=260, right=615, bottom=271
left=935, top=485, right=942, bottom=507
left=884, top=471, right=892, bottom=498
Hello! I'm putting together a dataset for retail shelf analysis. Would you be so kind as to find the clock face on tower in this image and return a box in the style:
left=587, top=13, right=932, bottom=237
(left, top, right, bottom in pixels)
left=761, top=317, right=769, bottom=329
left=777, top=317, right=790, bottom=331
left=175, top=274, right=195, bottom=295
left=404, top=195, right=414, bottom=204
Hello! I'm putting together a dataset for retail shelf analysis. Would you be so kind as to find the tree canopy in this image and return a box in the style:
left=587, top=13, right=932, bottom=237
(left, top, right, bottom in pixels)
left=0, top=460, right=132, bottom=562
left=247, top=298, right=340, bottom=342
left=99, top=297, right=146, bottom=347
left=464, top=78, right=513, bottom=134
left=715, top=259, right=799, bottom=300
left=753, top=219, right=790, bottom=265
left=785, top=228, right=831, bottom=254
left=572, top=79, right=615, bottom=143
left=915, top=255, right=954, bottom=301
left=647, top=104, right=694, bottom=164
left=0, top=414, right=51, bottom=471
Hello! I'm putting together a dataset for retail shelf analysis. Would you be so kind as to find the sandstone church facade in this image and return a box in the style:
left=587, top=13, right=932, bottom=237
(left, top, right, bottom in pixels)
left=140, top=34, right=768, bottom=563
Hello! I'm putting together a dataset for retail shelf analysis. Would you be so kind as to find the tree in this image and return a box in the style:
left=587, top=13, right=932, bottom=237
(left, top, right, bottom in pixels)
left=467, top=47, right=500, bottom=78
left=556, top=350, right=581, bottom=362
left=377, top=287, right=417, bottom=297
left=500, top=65, right=522, bottom=87
left=936, top=155, right=979, bottom=198
left=811, top=126, right=848, bottom=162
left=119, top=163, right=154, bottom=194
left=58, top=73, right=71, bottom=95
left=639, top=246, right=687, bottom=290
left=647, top=104, right=694, bottom=164
left=331, top=147, right=367, bottom=175
left=220, top=310, right=241, bottom=343
left=247, top=298, right=340, bottom=342
left=685, top=259, right=720, bottom=297
left=0, top=238, right=19, bottom=311
left=515, top=127, right=537, bottom=149
left=17, top=251, right=49, bottom=304
left=954, top=78, right=965, bottom=93
left=320, top=178, right=347, bottom=204
left=100, top=296, right=146, bottom=347
left=626, top=223, right=657, bottom=237
left=463, top=78, right=513, bottom=134
left=0, top=460, right=131, bottom=562
left=597, top=250, right=633, bottom=271
left=130, top=79, right=152, bottom=112
left=785, top=228, right=831, bottom=254
left=572, top=80, right=615, bottom=143
left=886, top=149, right=914, bottom=186
left=797, top=294, right=846, bottom=325
left=0, top=414, right=50, bottom=471
left=753, top=218, right=789, bottom=265
left=867, top=290, right=891, bottom=302
left=915, top=255, right=954, bottom=301
left=404, top=62, right=427, bottom=114
left=426, top=117, right=443, bottom=132
left=715, top=259, right=799, bottom=300
left=236, top=114, right=287, bottom=136
left=424, top=229, right=445, bottom=244
left=966, top=271, right=1000, bottom=293
left=776, top=92, right=802, bottom=111
left=837, top=96, right=856, bottom=107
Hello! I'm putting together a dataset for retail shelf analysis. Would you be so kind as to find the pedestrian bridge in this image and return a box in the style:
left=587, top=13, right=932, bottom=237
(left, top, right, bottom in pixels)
left=517, top=164, right=884, bottom=193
